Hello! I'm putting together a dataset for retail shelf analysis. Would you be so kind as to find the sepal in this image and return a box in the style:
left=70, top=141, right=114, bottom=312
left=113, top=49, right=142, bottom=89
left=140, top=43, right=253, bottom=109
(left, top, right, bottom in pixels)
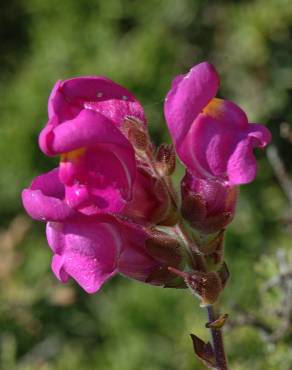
left=200, top=230, right=225, bottom=267
left=155, top=144, right=176, bottom=176
left=168, top=268, right=222, bottom=305
left=122, top=116, right=149, bottom=153
left=145, top=229, right=182, bottom=266
left=145, top=229, right=186, bottom=288
left=190, top=334, right=216, bottom=369
left=217, top=262, right=230, bottom=289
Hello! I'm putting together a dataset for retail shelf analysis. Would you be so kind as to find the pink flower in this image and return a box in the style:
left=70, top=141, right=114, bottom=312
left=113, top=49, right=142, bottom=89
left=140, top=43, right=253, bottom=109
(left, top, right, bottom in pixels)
left=22, top=171, right=181, bottom=292
left=36, top=76, right=173, bottom=222
left=23, top=64, right=272, bottom=292
left=181, top=172, right=238, bottom=234
left=21, top=76, right=179, bottom=292
left=47, top=214, right=169, bottom=293
left=38, top=76, right=147, bottom=215
left=164, top=62, right=272, bottom=185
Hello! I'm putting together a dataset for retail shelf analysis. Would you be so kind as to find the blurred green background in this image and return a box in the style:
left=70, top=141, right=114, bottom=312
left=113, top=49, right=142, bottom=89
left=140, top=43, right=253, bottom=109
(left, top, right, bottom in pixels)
left=1, top=0, right=292, bottom=369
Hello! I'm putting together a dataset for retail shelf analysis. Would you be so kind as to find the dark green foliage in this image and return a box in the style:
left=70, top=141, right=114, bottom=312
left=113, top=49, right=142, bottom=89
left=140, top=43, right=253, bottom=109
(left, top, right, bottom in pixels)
left=0, top=0, right=291, bottom=369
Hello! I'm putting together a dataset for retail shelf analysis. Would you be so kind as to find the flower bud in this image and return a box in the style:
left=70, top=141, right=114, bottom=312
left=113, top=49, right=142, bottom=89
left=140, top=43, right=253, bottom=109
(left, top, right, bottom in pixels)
left=181, top=172, right=238, bottom=234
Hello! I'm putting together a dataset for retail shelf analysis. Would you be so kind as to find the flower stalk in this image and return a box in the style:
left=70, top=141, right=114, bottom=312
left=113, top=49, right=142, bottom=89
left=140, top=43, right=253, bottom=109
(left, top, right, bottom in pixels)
left=207, top=305, right=228, bottom=370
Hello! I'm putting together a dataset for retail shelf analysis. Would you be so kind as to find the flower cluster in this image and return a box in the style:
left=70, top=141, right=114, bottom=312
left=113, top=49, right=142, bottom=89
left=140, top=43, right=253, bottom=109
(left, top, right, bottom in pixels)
left=22, top=62, right=271, bottom=295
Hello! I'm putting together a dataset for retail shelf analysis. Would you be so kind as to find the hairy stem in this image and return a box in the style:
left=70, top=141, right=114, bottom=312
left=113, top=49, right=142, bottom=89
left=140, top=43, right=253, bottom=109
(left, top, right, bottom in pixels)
left=207, top=305, right=228, bottom=370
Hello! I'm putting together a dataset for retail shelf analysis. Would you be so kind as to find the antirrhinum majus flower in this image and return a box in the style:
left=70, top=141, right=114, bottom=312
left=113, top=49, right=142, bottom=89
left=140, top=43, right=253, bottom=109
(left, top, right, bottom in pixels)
left=22, top=76, right=179, bottom=293
left=21, top=62, right=274, bottom=370
left=47, top=214, right=183, bottom=293
left=164, top=62, right=271, bottom=233
left=38, top=76, right=171, bottom=222
left=22, top=62, right=271, bottom=296
left=22, top=168, right=183, bottom=293
left=164, top=62, right=271, bottom=185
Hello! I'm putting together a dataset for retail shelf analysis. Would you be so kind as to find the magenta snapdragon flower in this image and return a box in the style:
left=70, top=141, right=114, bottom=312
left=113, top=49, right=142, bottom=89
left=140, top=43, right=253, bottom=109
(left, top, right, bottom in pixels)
left=22, top=62, right=271, bottom=294
left=164, top=62, right=271, bottom=185
left=47, top=214, right=170, bottom=293
left=22, top=76, right=178, bottom=293
left=39, top=77, right=139, bottom=215
left=37, top=76, right=169, bottom=220
left=22, top=167, right=179, bottom=293
left=164, top=62, right=271, bottom=233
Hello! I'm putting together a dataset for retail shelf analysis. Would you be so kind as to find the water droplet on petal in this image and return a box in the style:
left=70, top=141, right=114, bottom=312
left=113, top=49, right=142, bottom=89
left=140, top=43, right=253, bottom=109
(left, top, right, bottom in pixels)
left=122, top=95, right=128, bottom=100
left=97, top=92, right=103, bottom=98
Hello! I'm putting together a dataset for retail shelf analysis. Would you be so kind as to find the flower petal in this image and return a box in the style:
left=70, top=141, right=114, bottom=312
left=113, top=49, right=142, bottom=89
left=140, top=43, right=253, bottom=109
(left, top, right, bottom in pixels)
left=178, top=98, right=271, bottom=184
left=30, top=168, right=64, bottom=198
left=22, top=189, right=75, bottom=222
left=42, top=109, right=134, bottom=155
left=227, top=125, right=271, bottom=185
left=39, top=110, right=136, bottom=211
left=21, top=169, right=75, bottom=222
left=47, top=219, right=119, bottom=293
left=49, top=76, right=146, bottom=126
left=61, top=146, right=132, bottom=214
left=247, top=123, right=272, bottom=148
left=164, top=62, right=219, bottom=146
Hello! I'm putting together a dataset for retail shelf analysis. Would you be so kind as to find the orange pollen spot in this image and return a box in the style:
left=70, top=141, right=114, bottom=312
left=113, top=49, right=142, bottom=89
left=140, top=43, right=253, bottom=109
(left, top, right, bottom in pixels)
left=202, top=98, right=224, bottom=118
left=61, top=147, right=86, bottom=163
